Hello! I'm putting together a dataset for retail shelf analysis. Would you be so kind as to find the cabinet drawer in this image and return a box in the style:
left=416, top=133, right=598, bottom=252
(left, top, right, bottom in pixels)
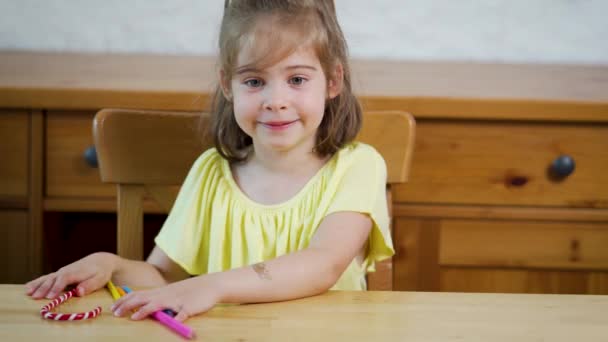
left=394, top=121, right=608, bottom=208
left=0, top=111, right=29, bottom=198
left=46, top=111, right=114, bottom=198
left=440, top=267, right=608, bottom=294
left=440, top=219, right=608, bottom=270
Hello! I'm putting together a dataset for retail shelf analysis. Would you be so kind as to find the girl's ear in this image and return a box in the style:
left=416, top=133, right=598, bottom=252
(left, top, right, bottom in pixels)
left=219, top=69, right=232, bottom=101
left=327, top=63, right=344, bottom=99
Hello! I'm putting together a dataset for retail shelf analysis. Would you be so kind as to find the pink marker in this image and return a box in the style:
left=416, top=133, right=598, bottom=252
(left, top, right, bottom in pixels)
left=122, top=286, right=195, bottom=339
left=151, top=311, right=195, bottom=339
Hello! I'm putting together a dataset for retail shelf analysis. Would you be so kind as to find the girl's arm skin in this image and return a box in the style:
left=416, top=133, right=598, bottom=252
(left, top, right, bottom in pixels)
left=111, top=211, right=372, bottom=321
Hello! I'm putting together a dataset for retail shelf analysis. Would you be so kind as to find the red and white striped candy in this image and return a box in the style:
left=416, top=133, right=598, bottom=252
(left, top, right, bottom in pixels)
left=40, top=289, right=102, bottom=321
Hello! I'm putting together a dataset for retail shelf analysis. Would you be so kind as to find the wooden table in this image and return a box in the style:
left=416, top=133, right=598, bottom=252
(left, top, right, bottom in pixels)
left=1, top=285, right=607, bottom=341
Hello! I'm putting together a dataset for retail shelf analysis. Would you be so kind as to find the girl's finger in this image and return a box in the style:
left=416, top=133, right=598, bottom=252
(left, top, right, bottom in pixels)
left=131, top=302, right=162, bottom=321
left=111, top=292, right=130, bottom=311
left=46, top=272, right=76, bottom=299
left=113, top=293, right=148, bottom=317
left=110, top=298, right=124, bottom=314
left=173, top=309, right=190, bottom=322
left=76, top=272, right=106, bottom=296
left=25, top=275, right=48, bottom=295
left=32, top=277, right=57, bottom=299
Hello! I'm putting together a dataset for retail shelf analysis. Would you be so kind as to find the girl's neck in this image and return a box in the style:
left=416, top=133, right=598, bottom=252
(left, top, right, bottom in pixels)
left=250, top=144, right=326, bottom=175
left=230, top=142, right=331, bottom=206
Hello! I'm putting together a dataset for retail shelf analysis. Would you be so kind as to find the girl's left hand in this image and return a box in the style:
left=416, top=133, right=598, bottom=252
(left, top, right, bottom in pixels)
left=111, top=277, right=221, bottom=322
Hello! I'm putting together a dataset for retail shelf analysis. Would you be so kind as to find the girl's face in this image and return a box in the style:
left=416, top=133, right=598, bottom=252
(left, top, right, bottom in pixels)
left=226, top=46, right=341, bottom=155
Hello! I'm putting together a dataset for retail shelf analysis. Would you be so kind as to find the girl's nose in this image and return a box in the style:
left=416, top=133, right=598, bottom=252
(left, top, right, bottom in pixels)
left=263, top=85, right=288, bottom=112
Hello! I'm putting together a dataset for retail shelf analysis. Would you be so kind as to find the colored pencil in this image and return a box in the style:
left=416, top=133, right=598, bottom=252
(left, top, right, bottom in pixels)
left=116, top=285, right=126, bottom=298
left=106, top=280, right=121, bottom=301
left=122, top=286, right=195, bottom=339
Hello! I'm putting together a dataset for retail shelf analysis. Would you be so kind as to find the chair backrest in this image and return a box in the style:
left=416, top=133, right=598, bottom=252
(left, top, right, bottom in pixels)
left=93, top=108, right=415, bottom=290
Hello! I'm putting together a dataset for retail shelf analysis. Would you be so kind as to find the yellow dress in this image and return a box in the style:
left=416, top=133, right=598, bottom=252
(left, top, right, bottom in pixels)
left=154, top=142, right=393, bottom=290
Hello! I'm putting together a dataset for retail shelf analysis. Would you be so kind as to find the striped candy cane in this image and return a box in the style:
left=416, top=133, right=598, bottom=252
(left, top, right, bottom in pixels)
left=40, top=289, right=102, bottom=321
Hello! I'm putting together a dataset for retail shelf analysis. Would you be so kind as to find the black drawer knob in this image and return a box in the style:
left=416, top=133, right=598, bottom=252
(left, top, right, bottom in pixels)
left=84, top=145, right=98, bottom=168
left=549, top=155, right=575, bottom=180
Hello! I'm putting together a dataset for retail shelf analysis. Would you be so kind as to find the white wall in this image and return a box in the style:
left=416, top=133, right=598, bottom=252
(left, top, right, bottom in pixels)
left=1, top=0, right=607, bottom=64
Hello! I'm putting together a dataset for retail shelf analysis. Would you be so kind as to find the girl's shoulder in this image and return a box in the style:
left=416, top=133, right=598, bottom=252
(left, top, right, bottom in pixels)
left=334, top=141, right=386, bottom=168
left=183, top=147, right=228, bottom=186
left=188, top=147, right=224, bottom=173
left=192, top=147, right=223, bottom=167
left=322, top=141, right=387, bottom=186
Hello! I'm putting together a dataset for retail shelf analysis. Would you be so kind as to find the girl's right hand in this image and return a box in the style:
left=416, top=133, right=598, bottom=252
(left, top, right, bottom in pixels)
left=25, top=252, right=119, bottom=299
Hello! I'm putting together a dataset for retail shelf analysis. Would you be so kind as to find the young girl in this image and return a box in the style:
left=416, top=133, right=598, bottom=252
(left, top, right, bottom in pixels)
left=25, top=0, right=393, bottom=322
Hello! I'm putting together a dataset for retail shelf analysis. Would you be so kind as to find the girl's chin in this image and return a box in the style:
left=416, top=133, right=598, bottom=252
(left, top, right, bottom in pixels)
left=252, top=134, right=316, bottom=153
left=254, top=139, right=303, bottom=153
left=260, top=143, right=297, bottom=152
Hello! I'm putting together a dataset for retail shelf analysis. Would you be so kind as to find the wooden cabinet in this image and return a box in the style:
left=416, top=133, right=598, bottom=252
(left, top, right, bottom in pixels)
left=43, top=110, right=171, bottom=214
left=46, top=111, right=114, bottom=198
left=0, top=111, right=28, bottom=199
left=394, top=121, right=608, bottom=207
left=440, top=220, right=608, bottom=270
left=0, top=111, right=31, bottom=283
left=392, top=216, right=608, bottom=294
left=439, top=219, right=608, bottom=294
left=1, top=52, right=607, bottom=294
left=390, top=119, right=608, bottom=294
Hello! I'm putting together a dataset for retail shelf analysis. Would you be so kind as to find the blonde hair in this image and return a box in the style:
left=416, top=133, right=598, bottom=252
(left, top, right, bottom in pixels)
left=208, top=0, right=362, bottom=162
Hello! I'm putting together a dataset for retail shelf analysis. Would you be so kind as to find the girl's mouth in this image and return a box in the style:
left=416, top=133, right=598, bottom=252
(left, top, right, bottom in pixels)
left=259, top=119, right=299, bottom=131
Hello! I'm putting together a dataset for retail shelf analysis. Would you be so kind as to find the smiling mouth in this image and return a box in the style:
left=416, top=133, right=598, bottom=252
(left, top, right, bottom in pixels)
left=259, top=119, right=299, bottom=130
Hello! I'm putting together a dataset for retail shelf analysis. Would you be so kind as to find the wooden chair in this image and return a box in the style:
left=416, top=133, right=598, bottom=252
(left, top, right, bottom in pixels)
left=93, top=109, right=415, bottom=290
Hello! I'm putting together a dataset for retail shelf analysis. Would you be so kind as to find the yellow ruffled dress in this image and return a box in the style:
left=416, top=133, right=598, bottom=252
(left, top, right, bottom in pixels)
left=155, top=142, right=393, bottom=290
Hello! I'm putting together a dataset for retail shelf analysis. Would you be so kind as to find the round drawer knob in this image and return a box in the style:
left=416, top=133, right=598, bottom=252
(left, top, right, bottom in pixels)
left=549, top=154, right=575, bottom=180
left=84, top=145, right=98, bottom=168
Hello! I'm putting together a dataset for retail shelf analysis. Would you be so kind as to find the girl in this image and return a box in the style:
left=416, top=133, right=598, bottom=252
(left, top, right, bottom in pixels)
left=25, top=0, right=393, bottom=322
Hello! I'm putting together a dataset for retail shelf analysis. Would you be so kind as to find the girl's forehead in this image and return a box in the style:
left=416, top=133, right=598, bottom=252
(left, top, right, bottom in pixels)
left=229, top=12, right=325, bottom=75
left=235, top=45, right=321, bottom=72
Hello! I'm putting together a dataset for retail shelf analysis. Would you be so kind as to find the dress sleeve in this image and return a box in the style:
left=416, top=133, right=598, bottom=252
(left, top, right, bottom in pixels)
left=326, top=145, right=394, bottom=272
left=153, top=149, right=218, bottom=275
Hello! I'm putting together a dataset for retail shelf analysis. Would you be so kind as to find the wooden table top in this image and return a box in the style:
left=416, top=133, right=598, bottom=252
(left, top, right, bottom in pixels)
left=1, top=50, right=608, bottom=121
left=1, top=284, right=607, bottom=341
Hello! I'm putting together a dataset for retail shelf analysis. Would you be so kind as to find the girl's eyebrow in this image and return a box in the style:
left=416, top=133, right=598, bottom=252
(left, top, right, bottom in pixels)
left=285, top=65, right=318, bottom=71
left=235, top=65, right=318, bottom=75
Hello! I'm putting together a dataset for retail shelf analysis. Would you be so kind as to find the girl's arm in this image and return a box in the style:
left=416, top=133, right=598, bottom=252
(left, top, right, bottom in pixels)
left=25, top=248, right=190, bottom=299
left=213, top=211, right=372, bottom=303
left=113, top=248, right=191, bottom=287
left=111, top=211, right=372, bottom=320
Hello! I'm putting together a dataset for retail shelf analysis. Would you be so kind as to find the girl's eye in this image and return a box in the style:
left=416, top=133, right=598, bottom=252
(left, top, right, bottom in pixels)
left=289, top=76, right=306, bottom=85
left=244, top=79, right=263, bottom=88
